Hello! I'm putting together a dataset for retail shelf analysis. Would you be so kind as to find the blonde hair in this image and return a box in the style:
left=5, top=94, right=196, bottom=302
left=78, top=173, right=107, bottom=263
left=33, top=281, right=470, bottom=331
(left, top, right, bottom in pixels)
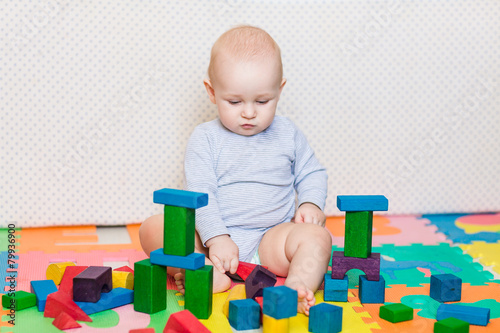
left=207, top=25, right=283, bottom=82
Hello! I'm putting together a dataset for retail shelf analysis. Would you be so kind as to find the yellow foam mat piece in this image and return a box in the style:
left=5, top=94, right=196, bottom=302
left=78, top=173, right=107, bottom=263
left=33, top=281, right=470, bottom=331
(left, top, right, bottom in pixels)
left=461, top=241, right=500, bottom=274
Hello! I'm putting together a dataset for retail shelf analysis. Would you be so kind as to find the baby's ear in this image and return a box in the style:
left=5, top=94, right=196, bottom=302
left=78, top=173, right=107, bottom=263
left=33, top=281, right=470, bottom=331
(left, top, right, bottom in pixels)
left=279, top=78, right=287, bottom=92
left=203, top=79, right=217, bottom=104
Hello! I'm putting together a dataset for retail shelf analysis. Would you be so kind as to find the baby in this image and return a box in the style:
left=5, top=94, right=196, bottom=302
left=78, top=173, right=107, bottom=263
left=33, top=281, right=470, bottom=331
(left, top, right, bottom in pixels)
left=139, top=25, right=332, bottom=315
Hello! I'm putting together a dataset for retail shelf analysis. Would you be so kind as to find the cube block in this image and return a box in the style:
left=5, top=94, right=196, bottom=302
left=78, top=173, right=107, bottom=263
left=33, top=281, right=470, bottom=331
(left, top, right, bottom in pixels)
left=228, top=299, right=261, bottom=330
left=434, top=317, right=470, bottom=333
left=309, top=302, right=343, bottom=333
left=359, top=275, right=385, bottom=304
left=324, top=274, right=348, bottom=302
left=379, top=303, right=413, bottom=323
left=344, top=211, right=373, bottom=258
left=263, top=314, right=289, bottom=333
left=430, top=274, right=462, bottom=302
left=263, top=285, right=298, bottom=319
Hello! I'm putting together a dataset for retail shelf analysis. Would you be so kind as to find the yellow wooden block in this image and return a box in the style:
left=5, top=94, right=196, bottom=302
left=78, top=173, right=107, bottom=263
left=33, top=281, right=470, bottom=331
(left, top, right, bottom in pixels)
left=263, top=314, right=289, bottom=333
left=46, top=262, right=75, bottom=285
left=222, top=284, right=246, bottom=318
left=112, top=271, right=134, bottom=289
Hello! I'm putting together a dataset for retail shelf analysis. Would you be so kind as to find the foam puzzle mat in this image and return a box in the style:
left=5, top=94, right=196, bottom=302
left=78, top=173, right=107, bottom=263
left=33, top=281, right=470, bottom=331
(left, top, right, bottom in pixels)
left=1, top=213, right=499, bottom=332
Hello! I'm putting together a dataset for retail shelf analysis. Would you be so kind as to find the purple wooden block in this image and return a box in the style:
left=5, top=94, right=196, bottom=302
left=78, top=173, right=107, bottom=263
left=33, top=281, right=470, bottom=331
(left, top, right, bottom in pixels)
left=331, top=251, right=380, bottom=281
left=73, top=266, right=112, bottom=303
left=245, top=265, right=277, bottom=299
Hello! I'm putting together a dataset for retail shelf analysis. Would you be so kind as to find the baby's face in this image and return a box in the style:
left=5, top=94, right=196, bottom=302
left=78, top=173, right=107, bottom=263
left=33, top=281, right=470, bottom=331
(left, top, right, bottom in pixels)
left=205, top=56, right=286, bottom=136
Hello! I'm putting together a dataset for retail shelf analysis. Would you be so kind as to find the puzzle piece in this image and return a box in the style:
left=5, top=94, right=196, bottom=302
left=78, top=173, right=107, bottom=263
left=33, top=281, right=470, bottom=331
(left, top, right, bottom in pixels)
left=421, top=213, right=500, bottom=244
left=460, top=241, right=500, bottom=275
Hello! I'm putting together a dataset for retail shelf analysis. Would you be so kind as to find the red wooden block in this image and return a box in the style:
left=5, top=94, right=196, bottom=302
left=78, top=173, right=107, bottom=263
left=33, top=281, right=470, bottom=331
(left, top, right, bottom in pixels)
left=129, top=329, right=155, bottom=333
left=115, top=266, right=134, bottom=274
left=44, top=291, right=92, bottom=322
left=59, top=266, right=88, bottom=296
left=52, top=311, right=81, bottom=330
left=255, top=296, right=264, bottom=324
left=245, top=265, right=277, bottom=299
left=163, top=309, right=211, bottom=333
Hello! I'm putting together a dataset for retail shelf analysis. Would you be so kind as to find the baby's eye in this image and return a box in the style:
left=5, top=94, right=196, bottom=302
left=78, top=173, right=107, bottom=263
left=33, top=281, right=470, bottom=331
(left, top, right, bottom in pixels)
left=228, top=101, right=240, bottom=105
left=257, top=100, right=269, bottom=104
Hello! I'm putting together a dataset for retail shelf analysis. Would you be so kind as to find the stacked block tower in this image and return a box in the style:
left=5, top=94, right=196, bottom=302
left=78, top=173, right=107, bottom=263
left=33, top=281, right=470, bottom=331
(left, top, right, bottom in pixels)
left=326, top=195, right=388, bottom=304
left=134, top=188, right=213, bottom=319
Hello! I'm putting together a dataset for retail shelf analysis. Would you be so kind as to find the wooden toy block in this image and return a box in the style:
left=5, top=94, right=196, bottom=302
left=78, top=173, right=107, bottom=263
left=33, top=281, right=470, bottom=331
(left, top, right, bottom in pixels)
left=263, top=314, right=289, bottom=333
left=324, top=274, right=348, bottom=302
left=185, top=265, right=213, bottom=319
left=163, top=205, right=195, bottom=256
left=228, top=298, right=261, bottom=330
left=153, top=188, right=208, bottom=209
left=337, top=195, right=388, bottom=212
left=344, top=211, right=373, bottom=258
left=436, top=303, right=490, bottom=326
left=245, top=265, right=277, bottom=299
left=112, top=270, right=134, bottom=290
left=76, top=288, right=134, bottom=315
left=150, top=248, right=205, bottom=270
left=223, top=284, right=246, bottom=317
left=255, top=296, right=264, bottom=324
left=30, top=279, right=58, bottom=311
left=134, top=259, right=166, bottom=314
left=129, top=329, right=155, bottom=333
left=430, top=273, right=462, bottom=302
left=115, top=265, right=134, bottom=273
left=331, top=251, right=380, bottom=281
left=226, top=261, right=266, bottom=282
left=59, top=266, right=88, bottom=296
left=434, top=317, right=470, bottom=333
left=163, top=309, right=211, bottom=332
left=2, top=290, right=36, bottom=310
left=46, top=261, right=75, bottom=285
left=308, top=302, right=343, bottom=333
left=52, top=311, right=81, bottom=330
left=379, top=303, right=413, bottom=323
left=263, top=285, right=298, bottom=319
left=73, top=266, right=113, bottom=302
left=359, top=275, right=385, bottom=304
left=44, top=291, right=92, bottom=322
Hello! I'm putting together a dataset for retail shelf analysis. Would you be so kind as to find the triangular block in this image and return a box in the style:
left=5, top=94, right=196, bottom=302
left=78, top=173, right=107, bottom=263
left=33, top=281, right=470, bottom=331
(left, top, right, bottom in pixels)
left=52, top=311, right=82, bottom=330
left=44, top=291, right=92, bottom=322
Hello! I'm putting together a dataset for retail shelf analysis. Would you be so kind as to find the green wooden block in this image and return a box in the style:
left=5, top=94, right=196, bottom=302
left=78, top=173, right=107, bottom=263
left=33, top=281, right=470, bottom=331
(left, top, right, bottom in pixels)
left=185, top=265, right=213, bottom=319
left=2, top=291, right=36, bottom=310
left=164, top=205, right=195, bottom=256
left=379, top=303, right=413, bottom=323
left=344, top=211, right=373, bottom=258
left=434, top=317, right=470, bottom=333
left=133, top=259, right=166, bottom=314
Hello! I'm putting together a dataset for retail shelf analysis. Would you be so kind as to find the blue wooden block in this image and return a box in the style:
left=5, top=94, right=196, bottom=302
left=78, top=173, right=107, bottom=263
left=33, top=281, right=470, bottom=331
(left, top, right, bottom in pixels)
left=76, top=287, right=134, bottom=315
left=430, top=273, right=462, bottom=302
left=30, top=280, right=58, bottom=312
left=153, top=188, right=208, bottom=209
left=150, top=248, right=205, bottom=270
left=359, top=275, right=385, bottom=304
left=263, top=285, right=298, bottom=319
left=309, top=302, right=343, bottom=333
left=324, top=274, right=348, bottom=302
left=228, top=299, right=260, bottom=330
left=436, top=303, right=490, bottom=326
left=337, top=195, right=388, bottom=212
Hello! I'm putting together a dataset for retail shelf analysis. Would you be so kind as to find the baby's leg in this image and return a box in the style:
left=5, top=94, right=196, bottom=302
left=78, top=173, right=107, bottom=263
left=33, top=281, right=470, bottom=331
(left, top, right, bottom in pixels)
left=259, top=222, right=332, bottom=316
left=139, top=214, right=231, bottom=293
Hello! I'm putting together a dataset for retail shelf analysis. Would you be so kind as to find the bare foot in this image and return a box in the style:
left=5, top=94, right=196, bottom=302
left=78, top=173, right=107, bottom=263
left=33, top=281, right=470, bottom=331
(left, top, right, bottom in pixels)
left=173, top=268, right=231, bottom=295
left=285, top=280, right=316, bottom=316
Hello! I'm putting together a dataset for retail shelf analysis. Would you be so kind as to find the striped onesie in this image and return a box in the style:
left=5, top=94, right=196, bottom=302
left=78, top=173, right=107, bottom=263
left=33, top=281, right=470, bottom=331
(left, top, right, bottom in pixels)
left=184, top=115, right=328, bottom=262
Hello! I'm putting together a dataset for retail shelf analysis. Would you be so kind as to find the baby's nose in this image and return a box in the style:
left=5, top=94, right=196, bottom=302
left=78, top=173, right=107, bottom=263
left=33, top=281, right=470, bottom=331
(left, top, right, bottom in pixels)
left=242, top=106, right=256, bottom=118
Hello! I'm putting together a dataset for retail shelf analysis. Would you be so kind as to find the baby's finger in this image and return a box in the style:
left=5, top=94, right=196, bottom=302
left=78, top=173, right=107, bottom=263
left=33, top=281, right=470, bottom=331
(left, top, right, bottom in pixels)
left=229, top=257, right=239, bottom=274
left=222, top=259, right=231, bottom=273
left=210, top=255, right=226, bottom=274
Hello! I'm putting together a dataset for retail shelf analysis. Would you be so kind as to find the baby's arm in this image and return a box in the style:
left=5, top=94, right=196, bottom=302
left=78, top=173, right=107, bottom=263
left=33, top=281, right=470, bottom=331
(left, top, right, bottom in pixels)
left=205, top=234, right=239, bottom=274
left=294, top=202, right=326, bottom=226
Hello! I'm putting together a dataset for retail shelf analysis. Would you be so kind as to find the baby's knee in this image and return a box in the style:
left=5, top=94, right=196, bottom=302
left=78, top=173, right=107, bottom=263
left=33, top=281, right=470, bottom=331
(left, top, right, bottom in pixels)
left=139, top=214, right=164, bottom=256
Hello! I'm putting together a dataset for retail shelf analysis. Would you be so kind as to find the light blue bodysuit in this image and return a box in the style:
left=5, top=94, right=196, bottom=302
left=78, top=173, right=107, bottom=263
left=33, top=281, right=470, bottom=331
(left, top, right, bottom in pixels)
left=184, top=116, right=328, bottom=262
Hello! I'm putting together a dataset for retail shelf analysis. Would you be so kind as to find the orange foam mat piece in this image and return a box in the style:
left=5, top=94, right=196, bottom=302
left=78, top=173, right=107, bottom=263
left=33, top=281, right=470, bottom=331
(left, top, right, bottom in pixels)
left=350, top=283, right=500, bottom=332
left=17, top=224, right=142, bottom=254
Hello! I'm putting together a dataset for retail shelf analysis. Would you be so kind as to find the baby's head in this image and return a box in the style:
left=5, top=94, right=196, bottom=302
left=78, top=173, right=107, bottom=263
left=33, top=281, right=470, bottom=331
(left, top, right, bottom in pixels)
left=204, top=25, right=286, bottom=136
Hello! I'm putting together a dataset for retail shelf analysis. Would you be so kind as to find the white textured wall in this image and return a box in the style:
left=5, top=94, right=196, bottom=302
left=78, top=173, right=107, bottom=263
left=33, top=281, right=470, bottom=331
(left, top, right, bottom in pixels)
left=1, top=0, right=499, bottom=227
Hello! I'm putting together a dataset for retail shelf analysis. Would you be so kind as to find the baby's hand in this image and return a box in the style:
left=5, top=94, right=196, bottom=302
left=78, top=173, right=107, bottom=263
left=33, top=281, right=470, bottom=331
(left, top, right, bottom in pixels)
left=294, top=202, right=326, bottom=226
left=205, top=234, right=239, bottom=275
